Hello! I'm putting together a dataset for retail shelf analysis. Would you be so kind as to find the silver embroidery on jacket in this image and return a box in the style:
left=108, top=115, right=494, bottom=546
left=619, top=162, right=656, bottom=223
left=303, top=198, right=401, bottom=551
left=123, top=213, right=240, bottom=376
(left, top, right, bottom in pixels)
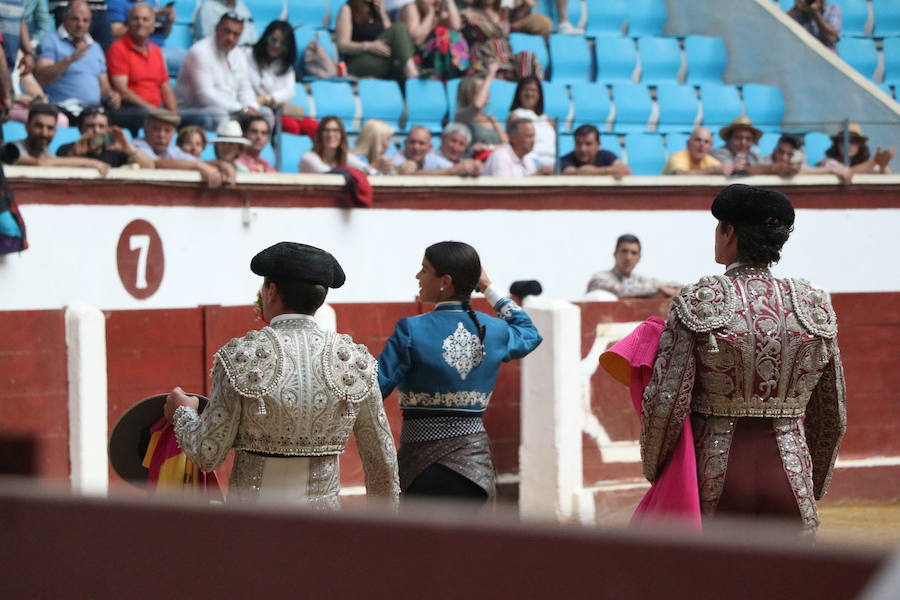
left=442, top=321, right=483, bottom=380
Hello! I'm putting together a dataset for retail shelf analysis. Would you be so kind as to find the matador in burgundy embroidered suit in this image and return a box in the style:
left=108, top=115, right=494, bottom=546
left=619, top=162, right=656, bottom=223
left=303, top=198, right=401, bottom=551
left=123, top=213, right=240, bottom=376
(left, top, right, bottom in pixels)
left=641, top=185, right=846, bottom=533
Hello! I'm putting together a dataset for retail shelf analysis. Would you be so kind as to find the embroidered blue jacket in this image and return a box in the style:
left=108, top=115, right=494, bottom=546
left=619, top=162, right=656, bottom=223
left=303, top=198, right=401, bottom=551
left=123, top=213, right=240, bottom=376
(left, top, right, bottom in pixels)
left=377, top=297, right=542, bottom=417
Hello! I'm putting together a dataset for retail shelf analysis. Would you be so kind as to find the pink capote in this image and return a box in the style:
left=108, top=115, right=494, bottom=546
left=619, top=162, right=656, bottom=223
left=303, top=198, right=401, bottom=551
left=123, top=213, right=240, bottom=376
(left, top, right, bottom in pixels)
left=599, top=317, right=702, bottom=530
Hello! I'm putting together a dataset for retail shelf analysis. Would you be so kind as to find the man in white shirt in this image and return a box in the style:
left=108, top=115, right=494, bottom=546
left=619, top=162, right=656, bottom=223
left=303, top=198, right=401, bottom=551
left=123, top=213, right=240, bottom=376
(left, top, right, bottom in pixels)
left=483, top=119, right=552, bottom=177
left=176, top=12, right=259, bottom=129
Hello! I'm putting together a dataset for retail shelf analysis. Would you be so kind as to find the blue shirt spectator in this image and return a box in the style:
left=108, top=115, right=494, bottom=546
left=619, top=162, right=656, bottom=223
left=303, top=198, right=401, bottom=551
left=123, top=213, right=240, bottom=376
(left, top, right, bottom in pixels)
left=35, top=0, right=113, bottom=107
left=0, top=0, right=25, bottom=70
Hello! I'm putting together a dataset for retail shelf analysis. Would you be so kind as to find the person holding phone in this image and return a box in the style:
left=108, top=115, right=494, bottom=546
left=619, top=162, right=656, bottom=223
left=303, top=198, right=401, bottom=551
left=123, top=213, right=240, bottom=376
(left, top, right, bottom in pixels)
left=787, top=0, right=841, bottom=51
left=56, top=104, right=154, bottom=167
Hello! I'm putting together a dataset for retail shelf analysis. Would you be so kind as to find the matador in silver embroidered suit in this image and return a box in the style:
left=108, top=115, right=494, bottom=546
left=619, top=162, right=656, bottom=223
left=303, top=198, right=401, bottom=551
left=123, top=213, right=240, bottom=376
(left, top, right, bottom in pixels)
left=641, top=186, right=846, bottom=533
left=171, top=243, right=399, bottom=507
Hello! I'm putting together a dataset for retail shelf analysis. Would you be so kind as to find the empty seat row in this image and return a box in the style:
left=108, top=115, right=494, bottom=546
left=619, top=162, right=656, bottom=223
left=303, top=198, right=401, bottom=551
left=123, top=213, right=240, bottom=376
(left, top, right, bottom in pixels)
left=839, top=37, right=900, bottom=82
left=293, top=77, right=786, bottom=138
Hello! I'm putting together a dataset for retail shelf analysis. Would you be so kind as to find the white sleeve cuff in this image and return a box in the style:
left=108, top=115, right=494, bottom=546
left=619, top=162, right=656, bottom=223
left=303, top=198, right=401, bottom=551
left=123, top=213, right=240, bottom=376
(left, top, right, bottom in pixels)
left=483, top=284, right=505, bottom=308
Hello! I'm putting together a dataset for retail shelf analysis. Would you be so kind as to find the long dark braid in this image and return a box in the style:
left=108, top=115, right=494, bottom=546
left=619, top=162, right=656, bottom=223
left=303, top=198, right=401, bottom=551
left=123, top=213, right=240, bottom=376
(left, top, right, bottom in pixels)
left=425, top=241, right=486, bottom=344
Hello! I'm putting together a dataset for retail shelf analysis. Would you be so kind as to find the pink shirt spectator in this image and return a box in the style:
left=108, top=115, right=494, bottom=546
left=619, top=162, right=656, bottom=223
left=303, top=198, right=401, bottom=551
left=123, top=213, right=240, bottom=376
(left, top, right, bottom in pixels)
left=236, top=152, right=276, bottom=174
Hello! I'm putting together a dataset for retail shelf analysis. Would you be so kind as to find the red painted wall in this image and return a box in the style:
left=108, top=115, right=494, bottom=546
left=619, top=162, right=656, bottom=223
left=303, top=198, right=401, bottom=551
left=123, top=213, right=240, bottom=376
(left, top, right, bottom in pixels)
left=2, top=292, right=898, bottom=495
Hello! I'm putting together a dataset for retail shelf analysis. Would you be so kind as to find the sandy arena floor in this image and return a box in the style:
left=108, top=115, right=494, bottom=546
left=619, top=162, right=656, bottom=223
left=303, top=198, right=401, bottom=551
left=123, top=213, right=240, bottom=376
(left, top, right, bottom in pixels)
left=818, top=502, right=900, bottom=546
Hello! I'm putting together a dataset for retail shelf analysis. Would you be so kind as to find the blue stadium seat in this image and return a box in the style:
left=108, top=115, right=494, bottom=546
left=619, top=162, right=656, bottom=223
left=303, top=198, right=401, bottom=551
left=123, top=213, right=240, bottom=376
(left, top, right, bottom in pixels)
left=742, top=84, right=785, bottom=132
left=289, top=0, right=329, bottom=28
left=626, top=0, right=668, bottom=36
left=200, top=142, right=215, bottom=161
left=311, top=80, right=356, bottom=131
left=280, top=135, right=314, bottom=173
left=601, top=133, right=622, bottom=156
left=585, top=0, right=626, bottom=36
left=2, top=121, right=26, bottom=143
left=49, top=126, right=81, bottom=154
left=873, top=0, right=900, bottom=36
left=509, top=33, right=549, bottom=72
left=558, top=132, right=573, bottom=158
left=541, top=80, right=570, bottom=126
left=804, top=132, right=832, bottom=165
left=637, top=36, right=681, bottom=84
left=756, top=132, right=781, bottom=159
left=570, top=82, right=612, bottom=131
left=173, top=0, right=196, bottom=24
left=624, top=133, right=666, bottom=174
left=487, top=79, right=517, bottom=122
left=699, top=83, right=743, bottom=130
left=883, top=38, right=900, bottom=83
left=664, top=132, right=689, bottom=153
left=260, top=143, right=276, bottom=166
left=835, top=0, right=869, bottom=36
left=167, top=23, right=194, bottom=51
left=778, top=0, right=793, bottom=11
left=594, top=35, right=637, bottom=83
left=446, top=78, right=461, bottom=120
left=655, top=83, right=699, bottom=133
left=684, top=36, right=727, bottom=84
left=838, top=38, right=878, bottom=80
left=548, top=34, right=591, bottom=83
left=611, top=83, right=652, bottom=132
left=358, top=79, right=404, bottom=130
left=404, top=79, right=447, bottom=133
left=292, top=83, right=311, bottom=116
left=253, top=0, right=287, bottom=27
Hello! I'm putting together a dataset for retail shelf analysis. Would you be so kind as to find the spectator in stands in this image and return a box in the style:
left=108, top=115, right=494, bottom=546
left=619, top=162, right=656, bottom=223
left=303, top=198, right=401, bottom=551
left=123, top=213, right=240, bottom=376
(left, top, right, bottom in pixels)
left=393, top=123, right=484, bottom=176
left=24, top=0, right=53, bottom=46
left=788, top=0, right=841, bottom=51
left=760, top=132, right=849, bottom=183
left=300, top=115, right=368, bottom=173
left=0, top=103, right=109, bottom=172
left=399, top=0, right=468, bottom=80
left=176, top=124, right=206, bottom=158
left=132, top=108, right=233, bottom=187
left=194, top=0, right=257, bottom=46
left=236, top=115, right=275, bottom=173
left=106, top=2, right=177, bottom=135
left=455, top=63, right=507, bottom=159
left=35, top=0, right=121, bottom=115
left=662, top=126, right=728, bottom=175
left=245, top=20, right=317, bottom=138
left=554, top=0, right=582, bottom=35
left=817, top=122, right=895, bottom=174
left=460, top=0, right=541, bottom=79
left=711, top=116, right=800, bottom=177
left=176, top=12, right=259, bottom=130
left=108, top=0, right=182, bottom=76
left=508, top=75, right=555, bottom=169
left=586, top=234, right=681, bottom=298
left=56, top=104, right=153, bottom=167
left=483, top=118, right=552, bottom=177
left=354, top=118, right=396, bottom=175
left=48, top=0, right=113, bottom=51
left=1, top=0, right=36, bottom=83
left=335, top=0, right=420, bottom=82
left=560, top=124, right=631, bottom=177
left=211, top=119, right=249, bottom=172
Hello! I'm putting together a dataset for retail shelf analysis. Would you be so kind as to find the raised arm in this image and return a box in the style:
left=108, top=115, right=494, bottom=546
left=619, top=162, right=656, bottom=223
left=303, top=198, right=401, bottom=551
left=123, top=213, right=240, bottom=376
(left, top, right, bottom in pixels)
left=479, top=271, right=542, bottom=360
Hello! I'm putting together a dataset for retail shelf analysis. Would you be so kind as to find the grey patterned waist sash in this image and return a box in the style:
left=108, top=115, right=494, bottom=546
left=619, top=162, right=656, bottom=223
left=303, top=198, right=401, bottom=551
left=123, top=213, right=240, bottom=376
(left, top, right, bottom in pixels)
left=400, top=416, right=486, bottom=444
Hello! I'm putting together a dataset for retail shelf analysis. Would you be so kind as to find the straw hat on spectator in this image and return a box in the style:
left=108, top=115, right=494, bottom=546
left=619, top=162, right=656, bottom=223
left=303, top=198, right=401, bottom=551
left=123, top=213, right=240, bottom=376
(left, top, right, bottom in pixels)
left=719, top=116, right=763, bottom=144
left=831, top=122, right=869, bottom=143
left=213, top=120, right=250, bottom=145
left=147, top=108, right=181, bottom=127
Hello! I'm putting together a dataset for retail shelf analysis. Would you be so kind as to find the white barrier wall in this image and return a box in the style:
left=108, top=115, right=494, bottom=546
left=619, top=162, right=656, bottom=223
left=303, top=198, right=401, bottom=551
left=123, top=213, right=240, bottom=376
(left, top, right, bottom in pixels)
left=519, top=297, right=584, bottom=522
left=4, top=202, right=900, bottom=311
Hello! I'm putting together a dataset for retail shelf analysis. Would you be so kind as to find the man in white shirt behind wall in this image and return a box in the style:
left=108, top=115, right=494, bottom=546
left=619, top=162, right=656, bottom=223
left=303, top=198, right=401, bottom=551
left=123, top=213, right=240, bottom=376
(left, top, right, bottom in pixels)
left=483, top=118, right=553, bottom=177
left=175, top=12, right=260, bottom=130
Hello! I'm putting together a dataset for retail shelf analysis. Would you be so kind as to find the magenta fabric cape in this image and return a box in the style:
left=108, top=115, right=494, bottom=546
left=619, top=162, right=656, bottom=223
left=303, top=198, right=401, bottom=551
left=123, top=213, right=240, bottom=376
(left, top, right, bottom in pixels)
left=599, top=316, right=702, bottom=529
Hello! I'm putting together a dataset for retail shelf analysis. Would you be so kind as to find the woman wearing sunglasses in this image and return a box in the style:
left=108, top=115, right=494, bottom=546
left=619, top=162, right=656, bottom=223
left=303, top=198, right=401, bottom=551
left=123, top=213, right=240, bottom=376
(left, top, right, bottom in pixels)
left=244, top=20, right=318, bottom=138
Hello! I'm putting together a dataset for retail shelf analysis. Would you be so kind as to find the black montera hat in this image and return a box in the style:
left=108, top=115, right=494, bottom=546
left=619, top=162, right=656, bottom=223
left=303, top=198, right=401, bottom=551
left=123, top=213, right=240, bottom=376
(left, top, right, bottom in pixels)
left=108, top=393, right=208, bottom=487
left=711, top=184, right=795, bottom=228
left=510, top=280, right=543, bottom=299
left=250, top=242, right=346, bottom=288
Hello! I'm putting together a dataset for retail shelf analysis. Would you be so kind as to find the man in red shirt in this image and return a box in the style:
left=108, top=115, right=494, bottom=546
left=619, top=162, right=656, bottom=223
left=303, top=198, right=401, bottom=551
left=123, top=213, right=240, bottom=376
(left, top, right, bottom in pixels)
left=106, top=2, right=176, bottom=134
